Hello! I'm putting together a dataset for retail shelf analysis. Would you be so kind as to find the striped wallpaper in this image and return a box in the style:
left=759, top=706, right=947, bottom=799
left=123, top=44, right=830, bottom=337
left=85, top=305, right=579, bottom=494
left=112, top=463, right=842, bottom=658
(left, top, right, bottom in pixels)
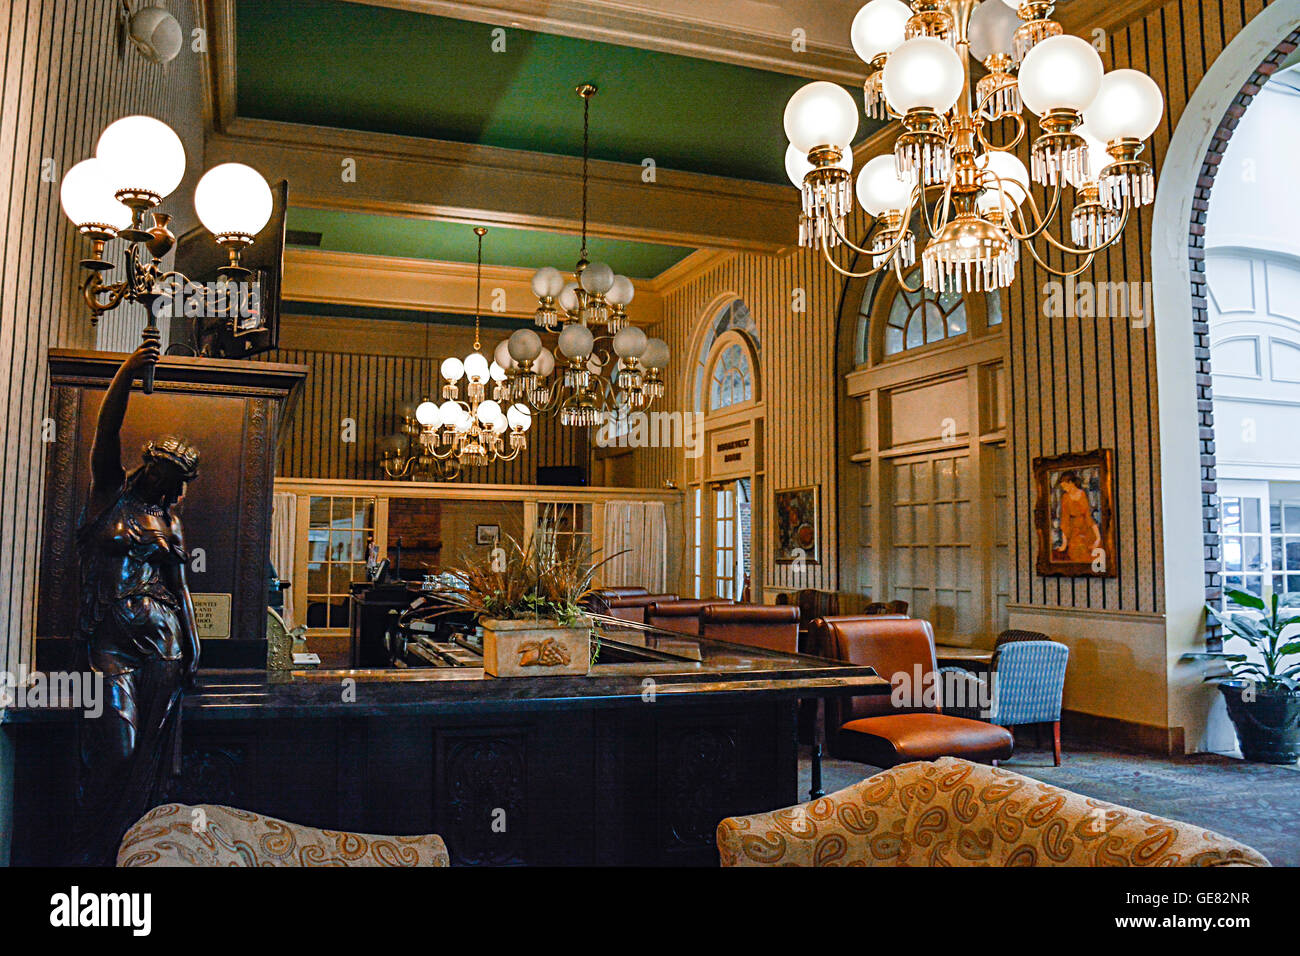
left=0, top=0, right=203, bottom=677
left=632, top=0, right=1282, bottom=615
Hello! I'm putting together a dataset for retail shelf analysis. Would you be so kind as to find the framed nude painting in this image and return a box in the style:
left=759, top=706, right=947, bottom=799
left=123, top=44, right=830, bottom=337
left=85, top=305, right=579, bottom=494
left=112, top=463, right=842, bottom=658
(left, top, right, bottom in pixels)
left=774, top=485, right=820, bottom=565
left=1033, top=449, right=1118, bottom=577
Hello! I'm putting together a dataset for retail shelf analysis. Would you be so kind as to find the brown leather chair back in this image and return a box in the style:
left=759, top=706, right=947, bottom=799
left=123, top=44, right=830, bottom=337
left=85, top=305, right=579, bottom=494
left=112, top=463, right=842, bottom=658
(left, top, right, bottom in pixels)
left=605, top=593, right=678, bottom=625
left=593, top=586, right=650, bottom=599
left=700, top=604, right=800, bottom=654
left=812, top=616, right=939, bottom=724
left=646, top=598, right=731, bottom=636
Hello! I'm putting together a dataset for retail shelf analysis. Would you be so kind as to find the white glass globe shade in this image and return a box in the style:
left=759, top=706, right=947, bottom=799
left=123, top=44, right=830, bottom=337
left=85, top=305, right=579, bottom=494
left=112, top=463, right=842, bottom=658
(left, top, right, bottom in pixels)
left=494, top=339, right=514, bottom=370
left=998, top=0, right=1021, bottom=6
left=507, top=404, right=531, bottom=431
left=129, top=6, right=184, bottom=65
left=1064, top=124, right=1111, bottom=188
left=855, top=154, right=913, bottom=217
left=976, top=151, right=1031, bottom=206
left=531, top=265, right=566, bottom=298
left=606, top=274, right=635, bottom=307
left=1084, top=69, right=1165, bottom=143
left=476, top=399, right=505, bottom=426
left=535, top=347, right=556, bottom=377
left=784, top=142, right=852, bottom=189
left=558, top=282, right=580, bottom=313
left=612, top=326, right=647, bottom=359
left=1017, top=35, right=1104, bottom=116
left=489, top=361, right=507, bottom=382
left=490, top=417, right=508, bottom=435
left=463, top=351, right=490, bottom=384
left=95, top=115, right=186, bottom=200
left=415, top=400, right=441, bottom=427
left=438, top=399, right=461, bottom=426
left=193, top=163, right=273, bottom=238
left=580, top=261, right=615, bottom=296
left=60, top=158, right=132, bottom=231
left=850, top=0, right=911, bottom=64
left=882, top=37, right=965, bottom=114
left=969, top=0, right=1022, bottom=62
left=452, top=408, right=472, bottom=432
left=507, top=327, right=543, bottom=363
left=641, top=338, right=670, bottom=370
left=783, top=81, right=859, bottom=153
left=558, top=322, right=594, bottom=360
left=440, top=357, right=465, bottom=383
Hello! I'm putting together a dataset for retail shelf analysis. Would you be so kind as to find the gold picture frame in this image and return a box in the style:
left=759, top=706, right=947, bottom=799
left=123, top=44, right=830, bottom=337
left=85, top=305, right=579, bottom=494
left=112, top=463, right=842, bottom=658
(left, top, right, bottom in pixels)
left=1033, top=449, right=1118, bottom=577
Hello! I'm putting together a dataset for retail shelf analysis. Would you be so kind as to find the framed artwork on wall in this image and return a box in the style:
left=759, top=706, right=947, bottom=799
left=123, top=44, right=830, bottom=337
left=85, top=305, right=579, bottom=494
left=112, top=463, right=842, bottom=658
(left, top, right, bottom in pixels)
left=774, top=485, right=820, bottom=565
left=1033, top=449, right=1118, bottom=577
left=476, top=524, right=500, bottom=546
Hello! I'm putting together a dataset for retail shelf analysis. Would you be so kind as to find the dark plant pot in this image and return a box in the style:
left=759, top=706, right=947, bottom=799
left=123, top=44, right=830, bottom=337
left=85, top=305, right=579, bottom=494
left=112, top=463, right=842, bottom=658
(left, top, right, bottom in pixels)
left=1219, top=680, right=1300, bottom=764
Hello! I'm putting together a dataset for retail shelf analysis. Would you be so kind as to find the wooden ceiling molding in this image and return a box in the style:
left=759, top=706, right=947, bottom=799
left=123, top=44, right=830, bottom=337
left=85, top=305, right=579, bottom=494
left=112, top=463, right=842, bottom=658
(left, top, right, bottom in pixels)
left=343, top=0, right=867, bottom=83
left=282, top=247, right=666, bottom=327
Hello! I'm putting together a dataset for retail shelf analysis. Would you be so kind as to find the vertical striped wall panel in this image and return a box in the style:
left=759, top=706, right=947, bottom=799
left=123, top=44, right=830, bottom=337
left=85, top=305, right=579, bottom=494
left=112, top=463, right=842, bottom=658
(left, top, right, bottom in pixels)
left=0, top=0, right=203, bottom=676
left=632, top=0, right=1279, bottom=615
left=257, top=345, right=591, bottom=486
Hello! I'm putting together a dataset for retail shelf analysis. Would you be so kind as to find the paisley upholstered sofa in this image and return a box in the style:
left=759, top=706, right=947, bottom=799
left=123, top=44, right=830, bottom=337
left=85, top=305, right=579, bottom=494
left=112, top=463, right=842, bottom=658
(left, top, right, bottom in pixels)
left=117, top=803, right=449, bottom=867
left=717, top=757, right=1269, bottom=867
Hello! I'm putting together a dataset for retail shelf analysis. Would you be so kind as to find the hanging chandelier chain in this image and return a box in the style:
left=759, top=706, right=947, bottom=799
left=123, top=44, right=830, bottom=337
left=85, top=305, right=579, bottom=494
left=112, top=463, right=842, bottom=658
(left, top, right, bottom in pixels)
left=473, top=226, right=486, bottom=351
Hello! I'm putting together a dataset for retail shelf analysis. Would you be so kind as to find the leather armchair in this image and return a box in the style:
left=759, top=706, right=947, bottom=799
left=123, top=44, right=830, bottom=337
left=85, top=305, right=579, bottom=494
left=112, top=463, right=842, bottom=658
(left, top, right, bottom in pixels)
left=700, top=604, right=800, bottom=654
left=647, top=598, right=732, bottom=636
left=717, top=757, right=1269, bottom=867
left=118, top=803, right=449, bottom=867
left=812, top=616, right=1013, bottom=767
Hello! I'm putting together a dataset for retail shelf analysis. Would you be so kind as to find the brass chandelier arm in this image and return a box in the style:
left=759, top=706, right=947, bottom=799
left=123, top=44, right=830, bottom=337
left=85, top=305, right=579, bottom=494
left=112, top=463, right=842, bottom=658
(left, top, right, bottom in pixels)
left=893, top=254, right=924, bottom=293
left=1021, top=238, right=1096, bottom=279
left=1001, top=180, right=1065, bottom=243
left=817, top=229, right=898, bottom=280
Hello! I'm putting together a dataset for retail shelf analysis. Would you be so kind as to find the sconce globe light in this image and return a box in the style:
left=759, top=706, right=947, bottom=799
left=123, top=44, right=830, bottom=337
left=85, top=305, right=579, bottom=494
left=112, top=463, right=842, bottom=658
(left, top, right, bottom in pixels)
left=1084, top=69, right=1165, bottom=143
left=193, top=163, right=274, bottom=240
left=850, top=0, right=912, bottom=63
left=60, top=158, right=133, bottom=235
left=95, top=114, right=186, bottom=203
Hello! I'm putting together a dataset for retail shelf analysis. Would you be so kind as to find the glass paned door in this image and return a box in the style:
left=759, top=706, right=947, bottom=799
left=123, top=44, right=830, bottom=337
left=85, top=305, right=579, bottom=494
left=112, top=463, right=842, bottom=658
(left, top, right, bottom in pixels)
left=306, top=495, right=375, bottom=630
left=888, top=453, right=975, bottom=639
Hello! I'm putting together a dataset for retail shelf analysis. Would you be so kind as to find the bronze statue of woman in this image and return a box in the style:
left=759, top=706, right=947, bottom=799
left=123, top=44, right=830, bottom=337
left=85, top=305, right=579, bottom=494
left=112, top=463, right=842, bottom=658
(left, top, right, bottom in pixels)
left=72, top=341, right=201, bottom=865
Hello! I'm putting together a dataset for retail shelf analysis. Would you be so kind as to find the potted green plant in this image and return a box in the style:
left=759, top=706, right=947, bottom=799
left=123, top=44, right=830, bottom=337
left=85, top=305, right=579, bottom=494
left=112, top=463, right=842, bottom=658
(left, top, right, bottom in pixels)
left=1203, top=589, right=1300, bottom=764
left=441, top=534, right=617, bottom=678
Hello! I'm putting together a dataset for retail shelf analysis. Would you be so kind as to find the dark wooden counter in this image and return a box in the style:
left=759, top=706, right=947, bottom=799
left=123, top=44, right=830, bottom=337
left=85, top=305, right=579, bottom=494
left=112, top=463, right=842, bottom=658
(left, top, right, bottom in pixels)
left=4, top=637, right=886, bottom=866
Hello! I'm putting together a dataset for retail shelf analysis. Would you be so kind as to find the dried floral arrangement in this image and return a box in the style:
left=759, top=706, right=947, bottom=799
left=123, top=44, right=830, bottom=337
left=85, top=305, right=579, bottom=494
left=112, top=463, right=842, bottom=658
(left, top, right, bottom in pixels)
left=438, top=532, right=621, bottom=626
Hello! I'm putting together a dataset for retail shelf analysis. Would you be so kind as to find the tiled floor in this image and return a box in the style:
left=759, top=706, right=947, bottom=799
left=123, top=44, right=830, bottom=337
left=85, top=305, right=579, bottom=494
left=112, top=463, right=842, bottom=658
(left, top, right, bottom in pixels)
left=797, top=742, right=1300, bottom=866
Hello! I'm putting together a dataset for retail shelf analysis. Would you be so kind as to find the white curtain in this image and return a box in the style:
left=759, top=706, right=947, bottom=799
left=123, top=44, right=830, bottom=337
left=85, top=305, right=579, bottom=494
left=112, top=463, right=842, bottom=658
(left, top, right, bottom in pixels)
left=602, top=501, right=668, bottom=592
left=270, top=492, right=297, bottom=628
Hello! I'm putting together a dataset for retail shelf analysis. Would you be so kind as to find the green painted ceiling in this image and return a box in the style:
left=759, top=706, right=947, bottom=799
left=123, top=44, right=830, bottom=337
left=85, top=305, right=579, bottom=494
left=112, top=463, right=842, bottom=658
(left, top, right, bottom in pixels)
left=286, top=206, right=696, bottom=279
left=235, top=0, right=877, bottom=185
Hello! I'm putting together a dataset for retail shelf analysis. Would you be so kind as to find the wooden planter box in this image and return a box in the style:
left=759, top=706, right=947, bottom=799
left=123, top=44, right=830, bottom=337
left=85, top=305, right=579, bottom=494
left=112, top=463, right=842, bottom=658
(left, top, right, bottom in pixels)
left=481, top=618, right=591, bottom=678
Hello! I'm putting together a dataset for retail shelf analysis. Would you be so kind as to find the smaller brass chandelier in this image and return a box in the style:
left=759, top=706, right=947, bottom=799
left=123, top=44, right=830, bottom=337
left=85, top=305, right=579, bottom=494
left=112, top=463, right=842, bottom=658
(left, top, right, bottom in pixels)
left=379, top=228, right=533, bottom=480
left=501, top=84, right=671, bottom=427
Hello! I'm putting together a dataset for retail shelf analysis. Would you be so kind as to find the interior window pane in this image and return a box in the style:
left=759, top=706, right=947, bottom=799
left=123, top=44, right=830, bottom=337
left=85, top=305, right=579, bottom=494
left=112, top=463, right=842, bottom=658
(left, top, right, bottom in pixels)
left=885, top=327, right=904, bottom=355
left=1286, top=503, right=1300, bottom=532
left=332, top=497, right=352, bottom=524
left=309, top=496, right=331, bottom=525
left=1243, top=499, right=1261, bottom=534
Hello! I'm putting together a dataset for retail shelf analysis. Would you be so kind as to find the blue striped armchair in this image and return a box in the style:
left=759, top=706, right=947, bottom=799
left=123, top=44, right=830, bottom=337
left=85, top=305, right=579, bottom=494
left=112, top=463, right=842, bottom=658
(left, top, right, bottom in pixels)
left=940, top=639, right=1070, bottom=765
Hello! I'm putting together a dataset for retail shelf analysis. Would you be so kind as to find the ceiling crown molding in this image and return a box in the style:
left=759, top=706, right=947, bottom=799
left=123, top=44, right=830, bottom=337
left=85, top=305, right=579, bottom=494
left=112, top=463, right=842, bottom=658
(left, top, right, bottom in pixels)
left=346, top=0, right=866, bottom=83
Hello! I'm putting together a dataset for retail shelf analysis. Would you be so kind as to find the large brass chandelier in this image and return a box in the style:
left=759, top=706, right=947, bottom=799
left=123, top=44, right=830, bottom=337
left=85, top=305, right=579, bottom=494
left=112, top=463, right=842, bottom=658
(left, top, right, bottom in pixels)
left=496, top=84, right=671, bottom=427
left=379, top=227, right=532, bottom=480
left=784, top=0, right=1164, bottom=292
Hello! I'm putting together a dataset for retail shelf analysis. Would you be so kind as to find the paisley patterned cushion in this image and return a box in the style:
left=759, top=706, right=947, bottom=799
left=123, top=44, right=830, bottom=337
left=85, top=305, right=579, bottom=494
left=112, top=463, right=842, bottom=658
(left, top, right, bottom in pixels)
left=117, top=803, right=450, bottom=867
left=717, top=757, right=1269, bottom=867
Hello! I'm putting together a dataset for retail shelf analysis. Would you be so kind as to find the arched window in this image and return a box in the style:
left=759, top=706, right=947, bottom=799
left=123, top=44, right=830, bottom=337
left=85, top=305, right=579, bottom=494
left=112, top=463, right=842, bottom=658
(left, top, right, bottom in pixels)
left=693, top=298, right=759, bottom=413
left=882, top=269, right=968, bottom=357
left=709, top=342, right=753, bottom=411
